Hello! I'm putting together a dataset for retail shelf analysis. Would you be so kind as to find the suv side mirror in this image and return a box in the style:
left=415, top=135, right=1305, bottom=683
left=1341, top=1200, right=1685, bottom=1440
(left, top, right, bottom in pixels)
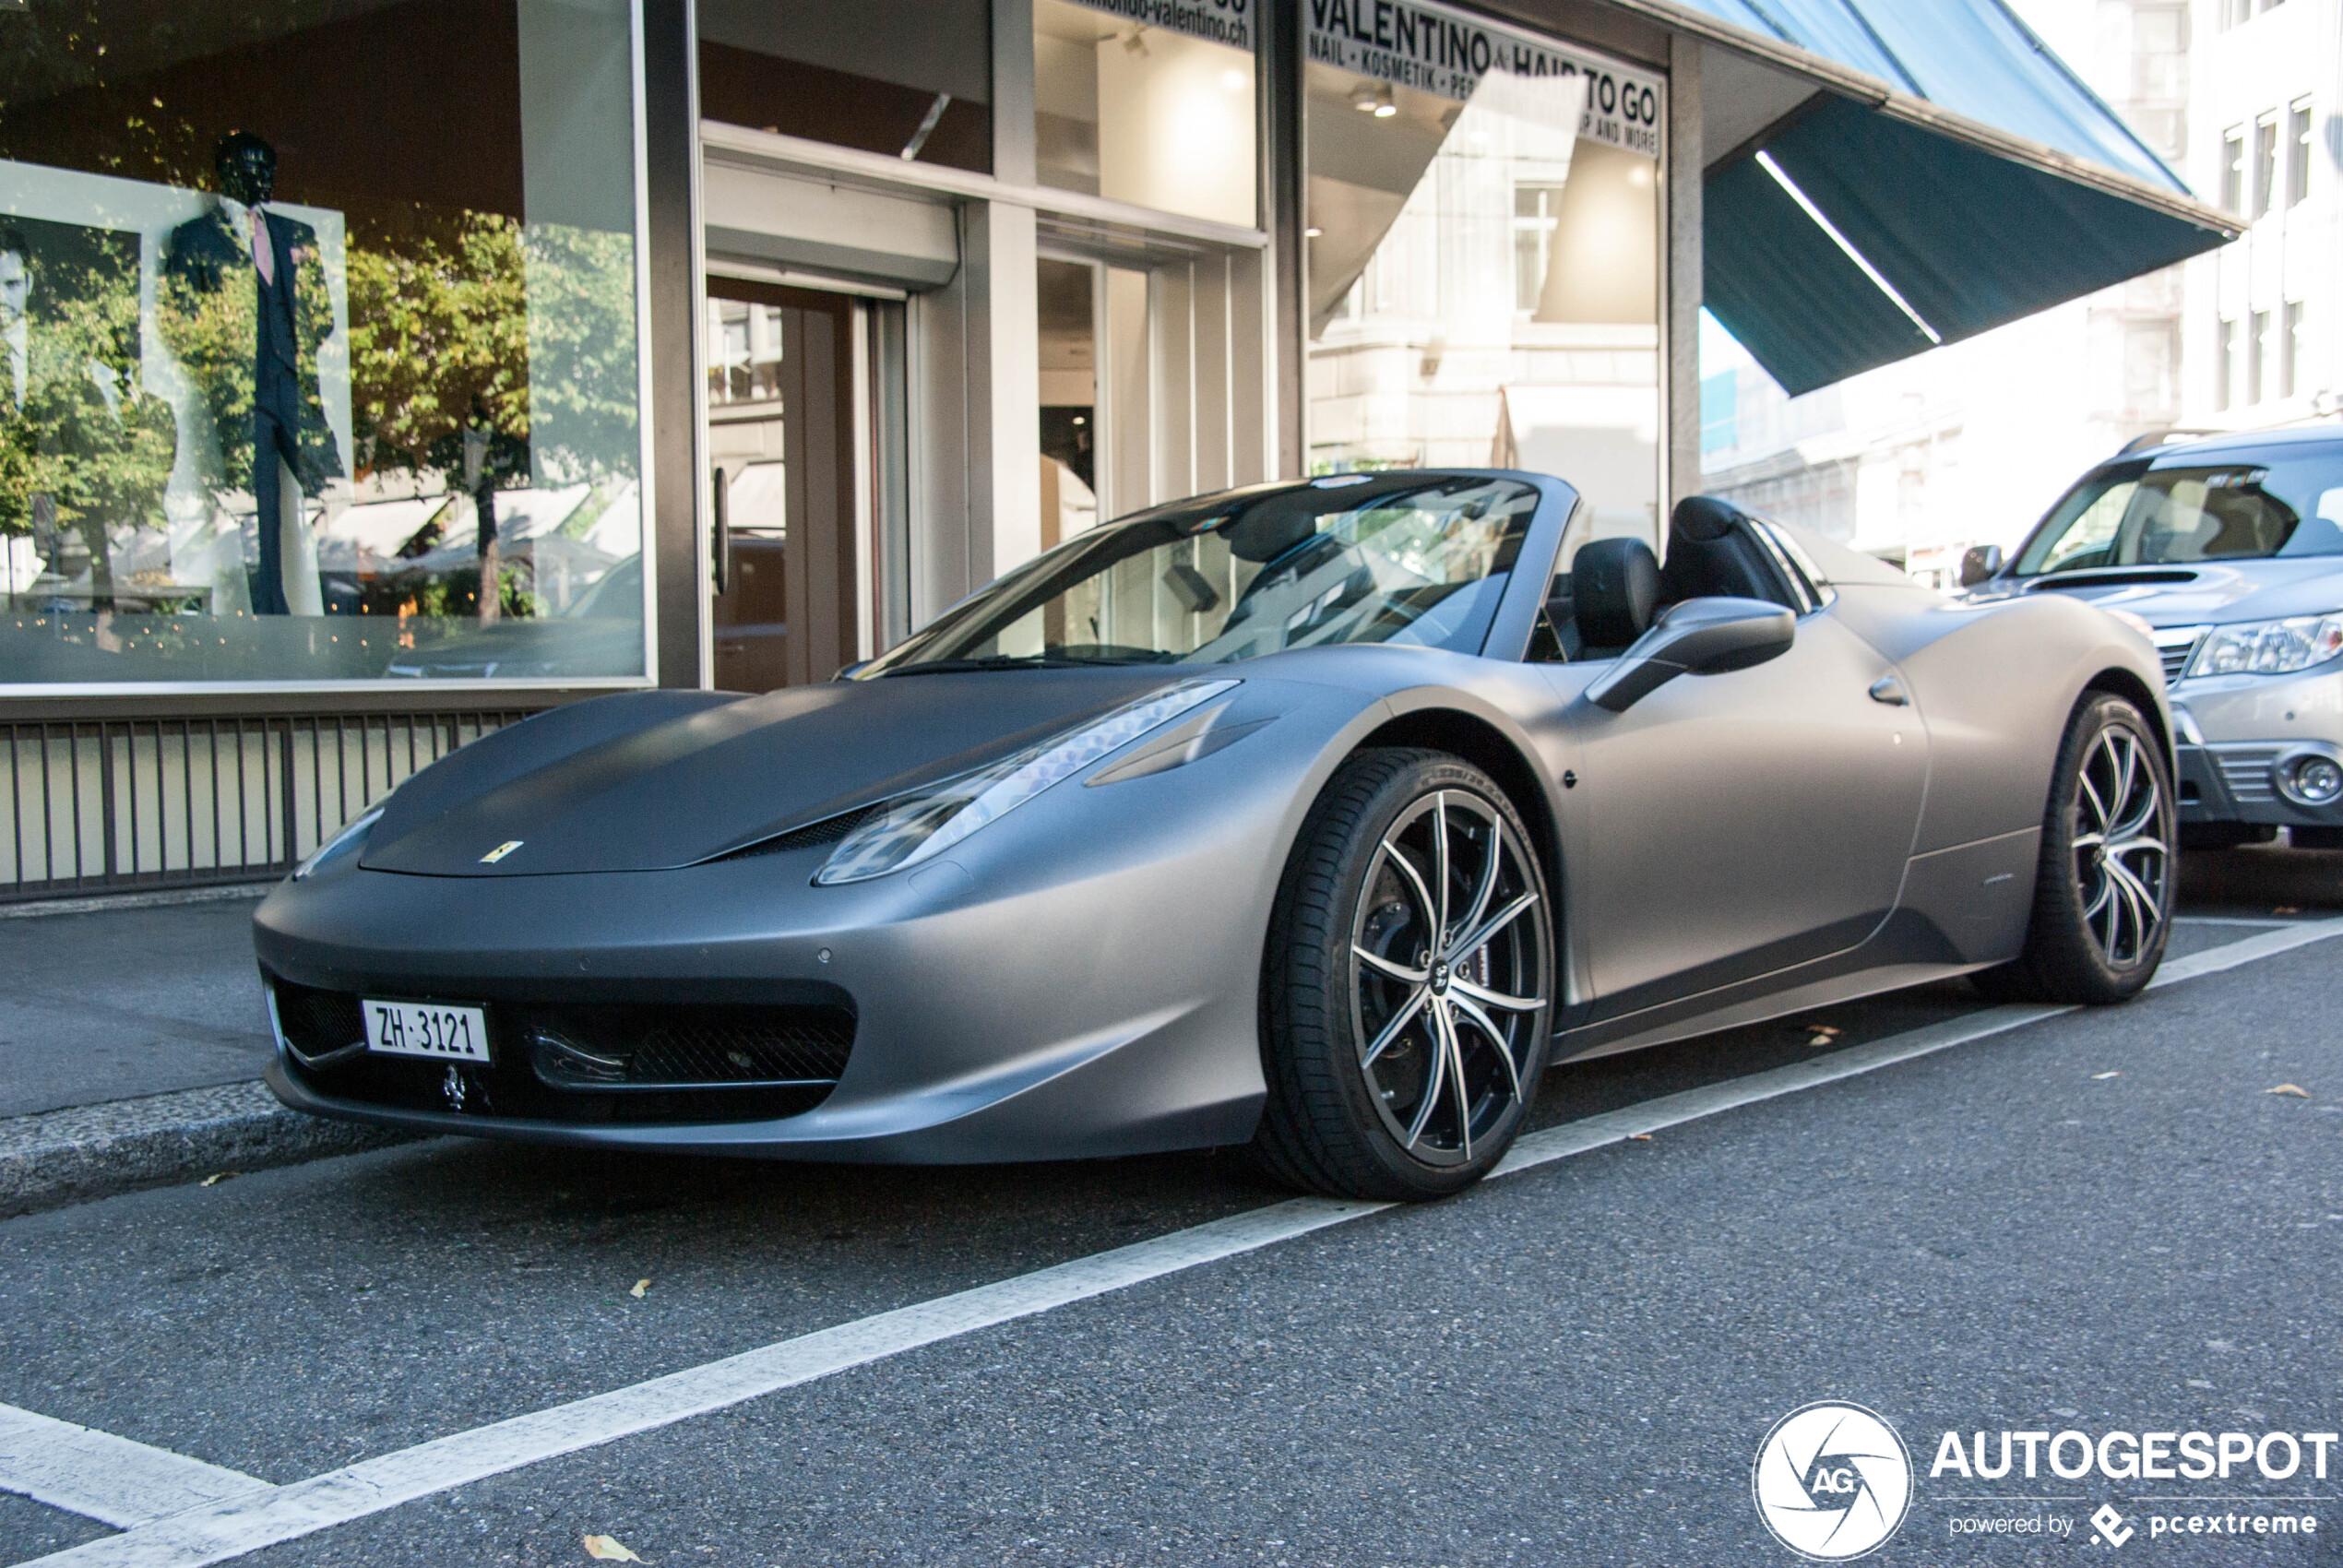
left=1586, top=597, right=1795, bottom=713
left=1956, top=544, right=2003, bottom=588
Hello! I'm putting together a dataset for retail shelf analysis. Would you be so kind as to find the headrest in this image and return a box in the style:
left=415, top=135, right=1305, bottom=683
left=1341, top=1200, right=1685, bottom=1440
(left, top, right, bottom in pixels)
left=1573, top=537, right=1660, bottom=649
left=1671, top=494, right=1747, bottom=543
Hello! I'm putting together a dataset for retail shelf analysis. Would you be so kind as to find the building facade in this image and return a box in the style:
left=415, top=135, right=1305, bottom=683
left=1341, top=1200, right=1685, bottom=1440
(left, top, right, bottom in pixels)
left=0, top=0, right=2224, bottom=900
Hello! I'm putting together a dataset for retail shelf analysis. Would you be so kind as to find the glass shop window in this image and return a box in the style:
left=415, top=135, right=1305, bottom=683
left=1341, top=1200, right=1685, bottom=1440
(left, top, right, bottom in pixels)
left=0, top=0, right=648, bottom=686
left=1304, top=0, right=1663, bottom=551
left=698, top=0, right=993, bottom=174
left=1032, top=0, right=1257, bottom=227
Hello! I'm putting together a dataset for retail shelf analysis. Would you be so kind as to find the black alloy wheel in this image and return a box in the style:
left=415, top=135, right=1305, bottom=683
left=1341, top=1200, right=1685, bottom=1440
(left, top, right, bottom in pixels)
left=1257, top=748, right=1554, bottom=1200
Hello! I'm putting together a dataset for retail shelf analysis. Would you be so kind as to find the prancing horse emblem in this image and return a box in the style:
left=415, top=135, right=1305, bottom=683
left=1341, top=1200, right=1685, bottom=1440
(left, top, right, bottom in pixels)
left=480, top=840, right=524, bottom=864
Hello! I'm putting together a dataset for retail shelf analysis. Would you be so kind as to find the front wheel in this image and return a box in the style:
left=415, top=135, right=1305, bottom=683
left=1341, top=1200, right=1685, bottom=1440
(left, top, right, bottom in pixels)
left=1975, top=693, right=2174, bottom=1004
left=1255, top=749, right=1554, bottom=1200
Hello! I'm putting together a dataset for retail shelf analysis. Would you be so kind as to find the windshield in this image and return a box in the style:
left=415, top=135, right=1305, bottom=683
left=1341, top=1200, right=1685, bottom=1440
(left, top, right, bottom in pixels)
left=861, top=475, right=1540, bottom=675
left=2016, top=453, right=2343, bottom=576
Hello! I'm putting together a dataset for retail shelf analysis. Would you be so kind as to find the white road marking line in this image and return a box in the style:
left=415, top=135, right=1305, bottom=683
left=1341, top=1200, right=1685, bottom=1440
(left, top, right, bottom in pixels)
left=0, top=1406, right=269, bottom=1530
left=23, top=917, right=2343, bottom=1568
left=2173, top=915, right=2310, bottom=928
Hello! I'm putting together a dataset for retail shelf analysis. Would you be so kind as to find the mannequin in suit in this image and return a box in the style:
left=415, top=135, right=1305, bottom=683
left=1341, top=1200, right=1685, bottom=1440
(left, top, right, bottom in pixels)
left=159, top=133, right=340, bottom=615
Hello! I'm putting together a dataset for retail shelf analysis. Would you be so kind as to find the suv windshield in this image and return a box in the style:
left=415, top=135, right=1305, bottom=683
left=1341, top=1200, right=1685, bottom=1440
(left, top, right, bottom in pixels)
left=2016, top=451, right=2343, bottom=576
left=861, top=474, right=1540, bottom=675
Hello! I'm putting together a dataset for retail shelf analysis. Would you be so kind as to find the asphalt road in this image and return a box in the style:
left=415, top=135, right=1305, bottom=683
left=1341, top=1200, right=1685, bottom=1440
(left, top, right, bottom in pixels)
left=1, top=857, right=2339, bottom=1567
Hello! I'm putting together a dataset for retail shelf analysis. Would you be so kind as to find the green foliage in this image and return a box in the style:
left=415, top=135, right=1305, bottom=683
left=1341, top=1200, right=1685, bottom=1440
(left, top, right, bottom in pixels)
left=0, top=253, right=176, bottom=543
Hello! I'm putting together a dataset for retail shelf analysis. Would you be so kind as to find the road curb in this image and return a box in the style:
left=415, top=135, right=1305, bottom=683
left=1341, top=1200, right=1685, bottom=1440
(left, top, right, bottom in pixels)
left=0, top=1082, right=411, bottom=1218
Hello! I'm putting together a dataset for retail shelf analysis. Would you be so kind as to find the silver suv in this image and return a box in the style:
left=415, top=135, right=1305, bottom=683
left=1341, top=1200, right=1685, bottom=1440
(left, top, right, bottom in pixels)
left=1962, top=427, right=2343, bottom=850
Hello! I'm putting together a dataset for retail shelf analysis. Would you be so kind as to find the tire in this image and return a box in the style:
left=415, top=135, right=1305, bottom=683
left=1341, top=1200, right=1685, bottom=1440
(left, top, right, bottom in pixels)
left=1255, top=748, right=1555, bottom=1200
left=1972, top=693, right=2175, bottom=1004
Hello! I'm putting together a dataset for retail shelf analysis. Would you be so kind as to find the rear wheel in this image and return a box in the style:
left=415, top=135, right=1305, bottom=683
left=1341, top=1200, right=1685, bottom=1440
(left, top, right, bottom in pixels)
left=1255, top=749, right=1554, bottom=1200
left=1974, top=693, right=2174, bottom=1004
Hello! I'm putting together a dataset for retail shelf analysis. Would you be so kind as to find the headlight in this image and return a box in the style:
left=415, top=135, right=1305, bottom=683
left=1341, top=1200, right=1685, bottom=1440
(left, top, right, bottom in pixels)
left=291, top=806, right=384, bottom=881
left=815, top=679, right=1239, bottom=885
left=2189, top=613, right=2343, bottom=677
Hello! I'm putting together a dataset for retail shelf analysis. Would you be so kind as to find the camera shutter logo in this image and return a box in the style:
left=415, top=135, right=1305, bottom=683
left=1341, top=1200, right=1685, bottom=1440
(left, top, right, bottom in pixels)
left=1752, top=1402, right=1913, bottom=1560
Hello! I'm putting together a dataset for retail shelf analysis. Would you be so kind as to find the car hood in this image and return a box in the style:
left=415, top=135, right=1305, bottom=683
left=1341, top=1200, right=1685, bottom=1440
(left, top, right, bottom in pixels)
left=360, top=668, right=1191, bottom=876
left=1978, top=558, right=2343, bottom=627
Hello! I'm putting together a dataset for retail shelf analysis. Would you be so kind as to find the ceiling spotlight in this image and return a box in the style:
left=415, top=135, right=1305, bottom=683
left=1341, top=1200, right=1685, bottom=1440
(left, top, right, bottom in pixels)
left=1304, top=226, right=1324, bottom=238
left=1350, top=81, right=1396, bottom=118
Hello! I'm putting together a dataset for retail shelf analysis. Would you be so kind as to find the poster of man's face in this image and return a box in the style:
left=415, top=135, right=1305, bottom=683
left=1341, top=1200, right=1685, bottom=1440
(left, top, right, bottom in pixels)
left=0, top=212, right=142, bottom=386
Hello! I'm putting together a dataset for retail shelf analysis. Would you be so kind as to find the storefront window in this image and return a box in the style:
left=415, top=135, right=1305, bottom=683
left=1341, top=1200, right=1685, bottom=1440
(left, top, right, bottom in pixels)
left=1304, top=0, right=1664, bottom=546
left=0, top=0, right=648, bottom=686
left=700, top=0, right=993, bottom=174
left=1034, top=0, right=1256, bottom=227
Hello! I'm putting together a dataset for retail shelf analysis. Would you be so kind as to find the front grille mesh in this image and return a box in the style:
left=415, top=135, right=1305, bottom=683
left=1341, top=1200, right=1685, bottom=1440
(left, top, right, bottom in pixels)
left=267, top=977, right=855, bottom=1124
left=273, top=978, right=365, bottom=1056
left=2159, top=644, right=2192, bottom=682
left=528, top=1004, right=854, bottom=1086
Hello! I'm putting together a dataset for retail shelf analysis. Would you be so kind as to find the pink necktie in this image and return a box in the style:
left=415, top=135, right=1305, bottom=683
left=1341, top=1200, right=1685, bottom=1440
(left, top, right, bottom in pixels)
left=249, top=208, right=275, bottom=286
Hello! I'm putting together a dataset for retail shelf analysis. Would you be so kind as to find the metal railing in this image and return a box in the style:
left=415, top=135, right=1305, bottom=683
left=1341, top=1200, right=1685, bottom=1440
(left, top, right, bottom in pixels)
left=2, top=709, right=538, bottom=903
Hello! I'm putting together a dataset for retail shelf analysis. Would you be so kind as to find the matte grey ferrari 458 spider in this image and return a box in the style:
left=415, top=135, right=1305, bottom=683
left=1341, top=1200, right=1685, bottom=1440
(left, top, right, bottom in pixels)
left=257, top=471, right=2176, bottom=1200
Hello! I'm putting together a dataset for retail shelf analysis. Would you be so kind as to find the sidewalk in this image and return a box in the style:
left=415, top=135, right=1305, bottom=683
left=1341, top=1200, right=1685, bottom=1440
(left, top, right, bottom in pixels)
left=0, top=888, right=405, bottom=1216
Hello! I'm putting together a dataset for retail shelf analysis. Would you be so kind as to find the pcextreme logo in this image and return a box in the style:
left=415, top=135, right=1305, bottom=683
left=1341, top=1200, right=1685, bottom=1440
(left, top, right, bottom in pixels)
left=1753, top=1402, right=1915, bottom=1561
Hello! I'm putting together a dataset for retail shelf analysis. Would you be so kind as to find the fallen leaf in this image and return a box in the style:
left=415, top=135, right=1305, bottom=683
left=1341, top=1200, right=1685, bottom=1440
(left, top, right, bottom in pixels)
left=1628, top=1134, right=1654, bottom=1142
left=630, top=1278, right=650, bottom=1298
left=2091, top=1071, right=2122, bottom=1081
left=198, top=1172, right=237, bottom=1187
left=2266, top=1084, right=2312, bottom=1099
left=583, top=1536, right=644, bottom=1562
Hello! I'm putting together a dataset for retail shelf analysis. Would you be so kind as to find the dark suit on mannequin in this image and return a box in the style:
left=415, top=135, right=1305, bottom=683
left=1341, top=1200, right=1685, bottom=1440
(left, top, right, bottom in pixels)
left=157, top=135, right=340, bottom=616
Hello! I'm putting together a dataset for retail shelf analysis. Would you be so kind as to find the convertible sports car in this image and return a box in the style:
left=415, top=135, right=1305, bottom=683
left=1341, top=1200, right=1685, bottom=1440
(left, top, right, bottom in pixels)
left=257, top=471, right=2175, bottom=1200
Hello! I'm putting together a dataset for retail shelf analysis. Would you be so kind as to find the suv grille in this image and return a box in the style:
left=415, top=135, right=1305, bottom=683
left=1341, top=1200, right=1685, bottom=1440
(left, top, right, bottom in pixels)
left=2152, top=625, right=2207, bottom=683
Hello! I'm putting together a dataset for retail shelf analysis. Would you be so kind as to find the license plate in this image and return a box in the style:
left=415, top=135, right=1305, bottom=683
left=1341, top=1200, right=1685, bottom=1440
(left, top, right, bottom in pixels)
left=363, top=999, right=492, bottom=1063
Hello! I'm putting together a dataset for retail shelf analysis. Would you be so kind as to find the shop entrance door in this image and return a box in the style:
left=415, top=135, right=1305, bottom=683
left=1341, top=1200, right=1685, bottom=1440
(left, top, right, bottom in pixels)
left=705, top=278, right=861, bottom=691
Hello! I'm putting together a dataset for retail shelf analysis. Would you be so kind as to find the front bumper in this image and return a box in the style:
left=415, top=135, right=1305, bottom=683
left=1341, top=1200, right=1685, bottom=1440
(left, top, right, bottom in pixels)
left=250, top=760, right=1309, bottom=1162
left=2171, top=665, right=2343, bottom=830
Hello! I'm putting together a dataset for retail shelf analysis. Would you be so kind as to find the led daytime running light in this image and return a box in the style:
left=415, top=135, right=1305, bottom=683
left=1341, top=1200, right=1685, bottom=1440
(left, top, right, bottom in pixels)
left=815, top=680, right=1240, bottom=885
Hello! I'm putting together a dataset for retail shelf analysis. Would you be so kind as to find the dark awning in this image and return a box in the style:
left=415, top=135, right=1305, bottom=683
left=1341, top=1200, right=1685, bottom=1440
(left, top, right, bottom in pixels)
left=1643, top=0, right=2237, bottom=395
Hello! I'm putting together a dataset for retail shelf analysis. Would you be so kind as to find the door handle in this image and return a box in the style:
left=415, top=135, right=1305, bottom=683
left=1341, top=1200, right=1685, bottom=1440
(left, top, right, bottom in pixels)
left=711, top=466, right=729, bottom=594
left=1868, top=675, right=1909, bottom=707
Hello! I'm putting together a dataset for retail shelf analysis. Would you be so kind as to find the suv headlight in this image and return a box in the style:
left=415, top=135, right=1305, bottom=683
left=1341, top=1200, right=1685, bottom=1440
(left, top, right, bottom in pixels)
left=2189, top=613, right=2343, bottom=677
left=815, top=679, right=1240, bottom=885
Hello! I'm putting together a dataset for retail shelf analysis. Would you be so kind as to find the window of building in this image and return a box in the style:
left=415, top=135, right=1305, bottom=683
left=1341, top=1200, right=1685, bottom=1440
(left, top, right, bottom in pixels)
left=2254, top=113, right=2279, bottom=219
left=1513, top=184, right=1564, bottom=313
left=1032, top=0, right=1256, bottom=227
left=2221, top=127, right=2246, bottom=213
left=2216, top=319, right=2235, bottom=410
left=697, top=0, right=993, bottom=174
left=2283, top=301, right=2305, bottom=398
left=2289, top=99, right=2313, bottom=207
left=2249, top=308, right=2271, bottom=402
left=1304, top=1, right=1664, bottom=552
left=0, top=0, right=648, bottom=687
left=2218, top=0, right=2251, bottom=28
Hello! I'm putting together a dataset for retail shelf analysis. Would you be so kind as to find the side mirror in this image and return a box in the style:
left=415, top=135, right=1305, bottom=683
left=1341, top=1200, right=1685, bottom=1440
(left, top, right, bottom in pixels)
left=1956, top=544, right=2003, bottom=588
left=1585, top=597, right=1795, bottom=713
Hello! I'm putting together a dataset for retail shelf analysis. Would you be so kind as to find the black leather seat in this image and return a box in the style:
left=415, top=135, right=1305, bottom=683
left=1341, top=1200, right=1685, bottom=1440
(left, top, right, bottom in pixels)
left=1659, top=495, right=1796, bottom=608
left=1572, top=537, right=1659, bottom=656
